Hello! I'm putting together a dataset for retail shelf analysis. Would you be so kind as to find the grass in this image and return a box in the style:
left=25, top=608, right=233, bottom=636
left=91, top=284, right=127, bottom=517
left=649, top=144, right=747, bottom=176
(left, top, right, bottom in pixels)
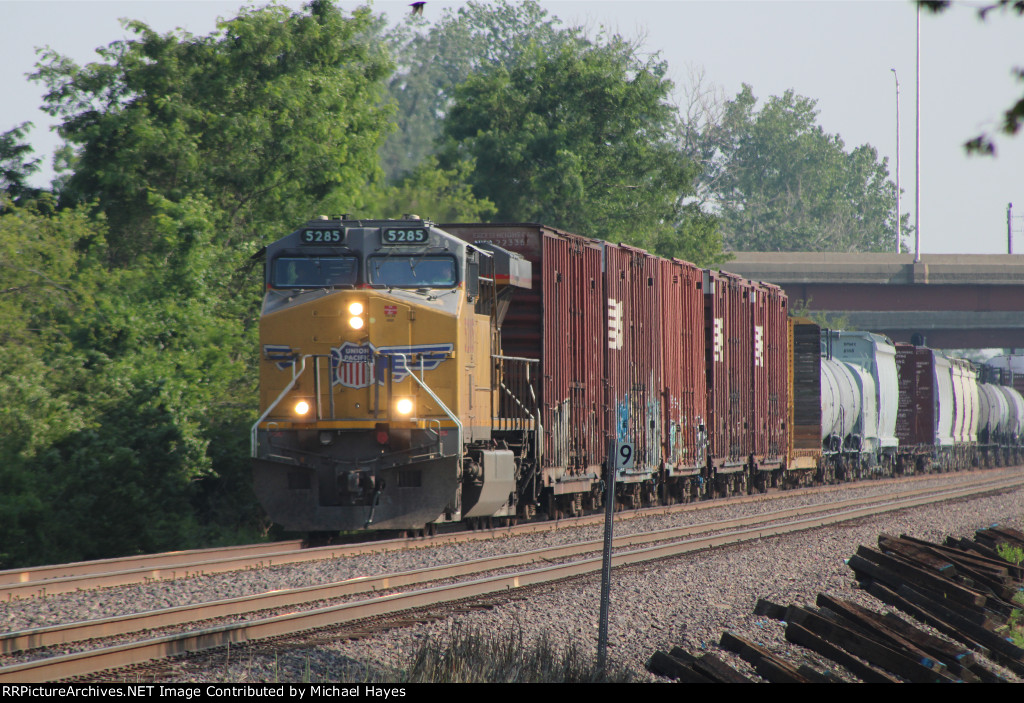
left=396, top=624, right=638, bottom=683
left=997, top=542, right=1024, bottom=649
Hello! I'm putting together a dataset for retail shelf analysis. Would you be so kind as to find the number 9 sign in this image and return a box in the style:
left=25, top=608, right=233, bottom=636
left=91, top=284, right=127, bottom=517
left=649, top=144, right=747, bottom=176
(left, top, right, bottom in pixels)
left=615, top=441, right=635, bottom=470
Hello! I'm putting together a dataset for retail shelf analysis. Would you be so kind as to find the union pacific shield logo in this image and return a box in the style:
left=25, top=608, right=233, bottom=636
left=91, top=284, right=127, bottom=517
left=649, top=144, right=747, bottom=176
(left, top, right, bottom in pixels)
left=331, top=342, right=453, bottom=389
left=332, top=342, right=376, bottom=389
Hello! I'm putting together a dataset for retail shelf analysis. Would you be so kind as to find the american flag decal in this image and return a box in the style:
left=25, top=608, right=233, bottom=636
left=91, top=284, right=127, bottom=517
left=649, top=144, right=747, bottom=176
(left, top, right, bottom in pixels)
left=330, top=342, right=454, bottom=389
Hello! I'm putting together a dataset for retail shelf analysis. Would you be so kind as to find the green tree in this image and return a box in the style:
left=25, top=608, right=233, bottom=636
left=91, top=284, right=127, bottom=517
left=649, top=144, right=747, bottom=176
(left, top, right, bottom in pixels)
left=32, top=0, right=393, bottom=264
left=321, top=156, right=496, bottom=223
left=0, top=198, right=265, bottom=567
left=380, top=0, right=568, bottom=180
left=701, top=85, right=906, bottom=253
left=0, top=122, right=42, bottom=208
left=439, top=35, right=724, bottom=265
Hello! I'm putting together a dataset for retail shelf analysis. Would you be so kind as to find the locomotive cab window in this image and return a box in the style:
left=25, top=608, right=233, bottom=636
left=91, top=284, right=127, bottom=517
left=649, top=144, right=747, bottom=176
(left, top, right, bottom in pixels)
left=368, top=255, right=458, bottom=288
left=271, top=256, right=358, bottom=289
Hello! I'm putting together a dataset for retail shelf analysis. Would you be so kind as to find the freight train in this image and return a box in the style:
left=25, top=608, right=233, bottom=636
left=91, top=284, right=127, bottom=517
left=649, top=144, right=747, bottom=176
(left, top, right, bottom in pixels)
left=251, top=217, right=1024, bottom=533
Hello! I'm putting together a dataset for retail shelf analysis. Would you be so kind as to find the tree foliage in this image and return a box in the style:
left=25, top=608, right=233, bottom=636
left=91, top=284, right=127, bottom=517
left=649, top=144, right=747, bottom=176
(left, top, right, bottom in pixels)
left=33, top=1, right=393, bottom=264
left=0, top=197, right=264, bottom=567
left=439, top=35, right=724, bottom=265
left=0, top=123, right=42, bottom=208
left=380, top=0, right=567, bottom=180
left=321, top=156, right=496, bottom=223
left=0, top=2, right=404, bottom=567
left=691, top=84, right=905, bottom=252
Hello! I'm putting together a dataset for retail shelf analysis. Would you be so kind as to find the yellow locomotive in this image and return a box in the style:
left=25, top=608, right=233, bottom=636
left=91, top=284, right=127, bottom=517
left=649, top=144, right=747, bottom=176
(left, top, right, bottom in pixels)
left=251, top=216, right=531, bottom=532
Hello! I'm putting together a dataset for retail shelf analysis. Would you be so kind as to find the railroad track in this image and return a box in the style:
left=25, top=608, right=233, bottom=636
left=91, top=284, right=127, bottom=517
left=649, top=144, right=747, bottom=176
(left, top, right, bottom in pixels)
left=2, top=468, right=1021, bottom=682
left=3, top=468, right=1010, bottom=601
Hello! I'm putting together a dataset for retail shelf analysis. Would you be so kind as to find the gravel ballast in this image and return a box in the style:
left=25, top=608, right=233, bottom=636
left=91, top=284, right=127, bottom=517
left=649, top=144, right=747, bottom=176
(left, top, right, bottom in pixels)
left=2, top=475, right=1022, bottom=683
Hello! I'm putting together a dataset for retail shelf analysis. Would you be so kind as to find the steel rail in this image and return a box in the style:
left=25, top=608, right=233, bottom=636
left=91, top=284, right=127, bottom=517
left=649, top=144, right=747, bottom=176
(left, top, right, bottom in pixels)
left=1, top=473, right=1020, bottom=682
left=3, top=468, right=1020, bottom=600
left=0, top=541, right=305, bottom=588
left=6, top=471, right=1021, bottom=655
left=4, top=474, right=1007, bottom=655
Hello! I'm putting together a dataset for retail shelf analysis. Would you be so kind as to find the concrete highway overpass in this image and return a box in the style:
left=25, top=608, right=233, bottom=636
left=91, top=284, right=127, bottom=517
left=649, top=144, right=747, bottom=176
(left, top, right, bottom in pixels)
left=722, top=252, right=1024, bottom=349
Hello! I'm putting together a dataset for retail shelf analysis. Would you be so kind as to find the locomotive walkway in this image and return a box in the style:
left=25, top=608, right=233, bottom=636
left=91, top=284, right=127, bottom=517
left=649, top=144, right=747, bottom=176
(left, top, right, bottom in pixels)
left=724, top=252, right=1024, bottom=348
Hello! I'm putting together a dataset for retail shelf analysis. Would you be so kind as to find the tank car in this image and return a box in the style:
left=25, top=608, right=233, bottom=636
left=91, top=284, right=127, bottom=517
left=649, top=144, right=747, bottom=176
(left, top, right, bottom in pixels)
left=820, top=329, right=899, bottom=478
left=982, top=357, right=1024, bottom=465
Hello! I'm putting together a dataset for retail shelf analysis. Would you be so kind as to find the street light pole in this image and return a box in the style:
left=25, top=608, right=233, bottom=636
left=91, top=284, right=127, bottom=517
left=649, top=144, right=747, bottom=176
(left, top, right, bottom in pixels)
left=914, top=2, right=922, bottom=263
left=891, top=68, right=901, bottom=254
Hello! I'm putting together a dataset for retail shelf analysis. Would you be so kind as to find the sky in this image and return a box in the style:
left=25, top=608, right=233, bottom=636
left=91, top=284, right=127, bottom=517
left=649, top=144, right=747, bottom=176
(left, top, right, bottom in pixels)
left=2, top=0, right=1023, bottom=255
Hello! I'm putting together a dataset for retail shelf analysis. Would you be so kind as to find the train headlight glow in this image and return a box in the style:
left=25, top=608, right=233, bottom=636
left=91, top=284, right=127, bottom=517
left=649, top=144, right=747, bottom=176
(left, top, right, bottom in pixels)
left=348, top=316, right=365, bottom=330
left=396, top=398, right=414, bottom=416
left=294, top=400, right=311, bottom=416
left=348, top=302, right=364, bottom=316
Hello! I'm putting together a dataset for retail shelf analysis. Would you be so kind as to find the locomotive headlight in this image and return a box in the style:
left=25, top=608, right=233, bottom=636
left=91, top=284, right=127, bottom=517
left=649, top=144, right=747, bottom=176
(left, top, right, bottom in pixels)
left=294, top=400, right=311, bottom=416
left=347, top=301, right=366, bottom=330
left=395, top=397, right=414, bottom=416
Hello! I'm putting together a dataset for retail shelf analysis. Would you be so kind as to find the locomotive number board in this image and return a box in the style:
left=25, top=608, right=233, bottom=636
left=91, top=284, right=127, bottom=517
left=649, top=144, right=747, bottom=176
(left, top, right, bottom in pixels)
left=300, top=228, right=344, bottom=244
left=381, top=228, right=429, bottom=245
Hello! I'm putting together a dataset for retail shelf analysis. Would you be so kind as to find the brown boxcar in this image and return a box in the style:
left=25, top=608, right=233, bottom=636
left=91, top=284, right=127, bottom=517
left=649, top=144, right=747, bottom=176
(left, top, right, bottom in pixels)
left=445, top=223, right=708, bottom=510
left=788, top=319, right=823, bottom=481
left=761, top=282, right=789, bottom=473
left=604, top=243, right=661, bottom=505
left=703, top=271, right=755, bottom=479
left=703, top=270, right=789, bottom=494
left=657, top=257, right=707, bottom=489
left=442, top=223, right=605, bottom=514
left=603, top=244, right=706, bottom=505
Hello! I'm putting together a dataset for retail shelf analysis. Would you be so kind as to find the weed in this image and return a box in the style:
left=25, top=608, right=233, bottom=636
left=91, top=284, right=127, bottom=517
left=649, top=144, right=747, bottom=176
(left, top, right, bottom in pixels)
left=997, top=542, right=1024, bottom=649
left=397, top=624, right=637, bottom=683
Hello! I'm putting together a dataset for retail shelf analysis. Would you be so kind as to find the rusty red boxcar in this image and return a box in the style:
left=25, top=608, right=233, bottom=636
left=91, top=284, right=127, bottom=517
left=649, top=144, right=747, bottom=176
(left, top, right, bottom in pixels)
left=703, top=271, right=789, bottom=495
left=603, top=243, right=706, bottom=505
left=656, top=256, right=707, bottom=502
left=443, top=223, right=605, bottom=516
left=444, top=223, right=709, bottom=513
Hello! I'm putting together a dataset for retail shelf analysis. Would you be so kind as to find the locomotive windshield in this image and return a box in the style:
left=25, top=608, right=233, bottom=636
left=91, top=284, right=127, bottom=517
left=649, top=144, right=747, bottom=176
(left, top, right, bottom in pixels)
left=368, top=255, right=458, bottom=288
left=271, top=256, right=358, bottom=289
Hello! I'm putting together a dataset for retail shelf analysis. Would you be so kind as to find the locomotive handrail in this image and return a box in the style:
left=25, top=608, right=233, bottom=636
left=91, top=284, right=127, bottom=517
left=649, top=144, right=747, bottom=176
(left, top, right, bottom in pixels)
left=389, top=351, right=462, bottom=458
left=250, top=354, right=311, bottom=458
left=492, top=354, right=540, bottom=364
left=492, top=354, right=542, bottom=461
